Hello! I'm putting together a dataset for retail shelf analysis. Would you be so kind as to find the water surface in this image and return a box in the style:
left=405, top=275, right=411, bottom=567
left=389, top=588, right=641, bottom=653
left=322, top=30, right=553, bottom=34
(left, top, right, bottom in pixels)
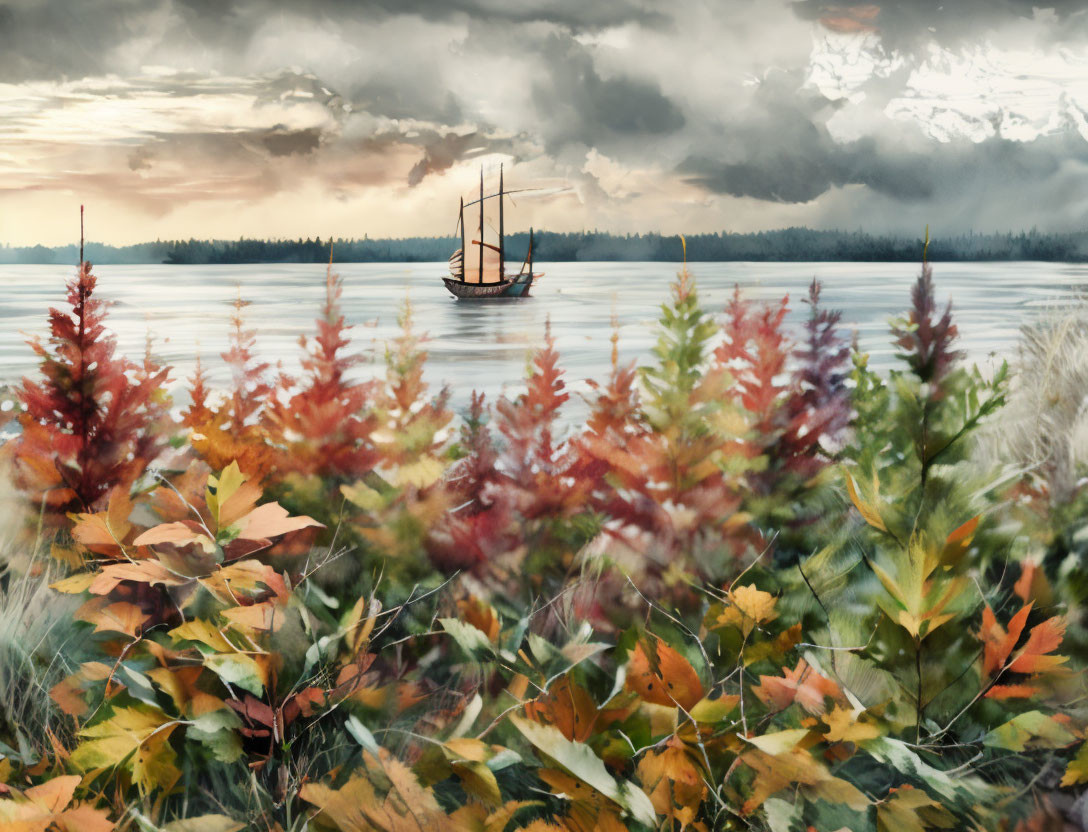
left=2, top=261, right=1084, bottom=425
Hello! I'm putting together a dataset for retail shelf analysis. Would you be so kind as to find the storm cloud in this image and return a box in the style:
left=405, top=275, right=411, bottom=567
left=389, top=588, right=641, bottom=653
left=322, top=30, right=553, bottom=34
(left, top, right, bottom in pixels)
left=1, top=0, right=1086, bottom=243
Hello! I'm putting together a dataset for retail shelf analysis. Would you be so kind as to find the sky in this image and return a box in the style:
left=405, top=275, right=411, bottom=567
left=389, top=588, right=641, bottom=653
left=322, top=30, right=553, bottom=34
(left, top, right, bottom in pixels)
left=2, top=0, right=1088, bottom=245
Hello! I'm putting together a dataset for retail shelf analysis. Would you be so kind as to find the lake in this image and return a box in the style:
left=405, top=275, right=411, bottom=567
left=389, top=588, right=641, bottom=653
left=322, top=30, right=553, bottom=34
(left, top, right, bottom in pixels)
left=2, top=261, right=1086, bottom=426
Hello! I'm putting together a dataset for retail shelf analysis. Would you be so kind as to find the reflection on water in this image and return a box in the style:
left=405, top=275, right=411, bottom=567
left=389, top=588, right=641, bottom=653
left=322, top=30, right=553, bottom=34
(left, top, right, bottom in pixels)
left=2, top=260, right=1086, bottom=426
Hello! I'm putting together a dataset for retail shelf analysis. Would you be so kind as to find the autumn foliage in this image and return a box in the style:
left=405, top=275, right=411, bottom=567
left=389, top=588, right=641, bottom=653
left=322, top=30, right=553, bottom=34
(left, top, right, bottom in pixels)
left=0, top=243, right=1085, bottom=832
left=5, top=258, right=169, bottom=517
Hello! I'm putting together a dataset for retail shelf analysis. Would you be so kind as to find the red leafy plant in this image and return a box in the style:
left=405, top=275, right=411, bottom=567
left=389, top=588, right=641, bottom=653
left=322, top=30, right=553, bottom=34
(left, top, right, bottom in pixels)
left=6, top=256, right=169, bottom=520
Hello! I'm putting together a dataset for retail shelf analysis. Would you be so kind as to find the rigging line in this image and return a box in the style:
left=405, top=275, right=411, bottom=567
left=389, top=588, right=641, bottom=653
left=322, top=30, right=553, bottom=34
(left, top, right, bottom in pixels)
left=461, top=186, right=550, bottom=209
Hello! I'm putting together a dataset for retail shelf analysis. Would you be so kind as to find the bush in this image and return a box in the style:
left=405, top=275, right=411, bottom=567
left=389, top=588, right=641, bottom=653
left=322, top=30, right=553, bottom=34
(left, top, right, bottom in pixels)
left=0, top=245, right=1084, bottom=831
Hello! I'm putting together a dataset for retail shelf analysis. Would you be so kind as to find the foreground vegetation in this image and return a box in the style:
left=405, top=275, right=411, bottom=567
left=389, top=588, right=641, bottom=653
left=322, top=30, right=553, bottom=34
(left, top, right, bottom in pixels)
left=0, top=239, right=1085, bottom=831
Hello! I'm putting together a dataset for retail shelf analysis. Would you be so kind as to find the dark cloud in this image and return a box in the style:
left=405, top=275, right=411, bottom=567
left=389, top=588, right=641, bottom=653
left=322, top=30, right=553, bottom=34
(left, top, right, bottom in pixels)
left=261, top=126, right=324, bottom=157
left=683, top=111, right=1088, bottom=211
left=351, top=80, right=463, bottom=124
left=3, top=0, right=1088, bottom=235
left=0, top=0, right=667, bottom=84
left=531, top=33, right=686, bottom=152
left=330, top=0, right=667, bottom=30
left=407, top=132, right=487, bottom=186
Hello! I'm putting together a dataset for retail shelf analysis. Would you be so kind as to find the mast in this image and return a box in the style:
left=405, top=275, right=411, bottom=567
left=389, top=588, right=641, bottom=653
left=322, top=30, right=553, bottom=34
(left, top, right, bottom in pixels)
left=478, top=167, right=484, bottom=284
left=498, top=163, right=505, bottom=280
left=459, top=196, right=465, bottom=282
left=527, top=227, right=534, bottom=278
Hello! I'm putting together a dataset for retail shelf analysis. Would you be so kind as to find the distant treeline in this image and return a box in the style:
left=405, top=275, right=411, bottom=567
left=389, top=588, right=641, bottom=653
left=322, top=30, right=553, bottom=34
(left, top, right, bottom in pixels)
left=4, top=227, right=1088, bottom=264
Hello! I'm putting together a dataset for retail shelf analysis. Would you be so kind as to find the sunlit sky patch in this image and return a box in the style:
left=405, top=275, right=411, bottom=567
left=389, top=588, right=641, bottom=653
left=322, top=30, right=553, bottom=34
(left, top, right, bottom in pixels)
left=1, top=1, right=1086, bottom=245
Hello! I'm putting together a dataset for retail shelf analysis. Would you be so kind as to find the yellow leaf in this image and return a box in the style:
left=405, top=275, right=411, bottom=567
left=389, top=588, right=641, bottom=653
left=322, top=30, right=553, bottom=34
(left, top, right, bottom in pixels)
left=731, top=584, right=777, bottom=624
left=206, top=461, right=247, bottom=526
left=876, top=785, right=954, bottom=832
left=342, top=597, right=381, bottom=658
left=1061, top=741, right=1088, bottom=787
left=71, top=706, right=178, bottom=794
left=689, top=694, right=739, bottom=723
left=823, top=705, right=882, bottom=744
left=220, top=601, right=284, bottom=636
left=300, top=749, right=452, bottom=831
left=169, top=619, right=234, bottom=653
left=717, top=584, right=778, bottom=636
left=744, top=728, right=810, bottom=755
left=50, top=572, right=95, bottom=594
left=844, top=469, right=886, bottom=531
left=740, top=747, right=869, bottom=814
left=132, top=728, right=181, bottom=795
left=341, top=481, right=385, bottom=511
left=394, top=457, right=445, bottom=489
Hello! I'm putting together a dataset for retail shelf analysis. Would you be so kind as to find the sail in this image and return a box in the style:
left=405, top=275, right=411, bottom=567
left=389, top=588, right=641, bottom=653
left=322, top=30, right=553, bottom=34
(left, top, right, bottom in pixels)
left=450, top=170, right=504, bottom=282
left=462, top=241, right=503, bottom=284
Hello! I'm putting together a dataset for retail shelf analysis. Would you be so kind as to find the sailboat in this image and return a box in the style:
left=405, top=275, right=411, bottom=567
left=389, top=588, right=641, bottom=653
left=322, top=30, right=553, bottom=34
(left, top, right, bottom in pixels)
left=443, top=164, right=540, bottom=299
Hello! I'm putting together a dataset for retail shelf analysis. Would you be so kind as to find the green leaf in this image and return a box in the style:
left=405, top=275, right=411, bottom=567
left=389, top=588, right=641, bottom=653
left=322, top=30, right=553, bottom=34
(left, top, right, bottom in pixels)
left=510, top=714, right=656, bottom=827
left=983, top=711, right=1076, bottom=752
left=121, top=665, right=163, bottom=709
left=764, top=797, right=804, bottom=832
left=188, top=709, right=243, bottom=763
left=439, top=618, right=494, bottom=659
left=203, top=653, right=266, bottom=696
left=863, top=737, right=998, bottom=805
left=345, top=714, right=380, bottom=755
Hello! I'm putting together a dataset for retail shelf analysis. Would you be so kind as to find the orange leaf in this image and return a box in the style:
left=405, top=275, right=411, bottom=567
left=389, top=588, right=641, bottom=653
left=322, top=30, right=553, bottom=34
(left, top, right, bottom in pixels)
left=74, top=599, right=147, bottom=637
left=133, top=521, right=203, bottom=547
left=626, top=639, right=704, bottom=711
left=220, top=601, right=284, bottom=635
left=217, top=480, right=263, bottom=529
left=50, top=676, right=89, bottom=717
left=1014, top=561, right=1035, bottom=602
left=636, top=737, right=707, bottom=823
left=88, top=561, right=189, bottom=595
left=1008, top=616, right=1067, bottom=674
left=942, top=515, right=978, bottom=563
left=979, top=603, right=1031, bottom=676
left=524, top=675, right=599, bottom=742
left=752, top=659, right=844, bottom=715
left=198, top=560, right=289, bottom=604
left=234, top=502, right=323, bottom=541
left=23, top=774, right=79, bottom=812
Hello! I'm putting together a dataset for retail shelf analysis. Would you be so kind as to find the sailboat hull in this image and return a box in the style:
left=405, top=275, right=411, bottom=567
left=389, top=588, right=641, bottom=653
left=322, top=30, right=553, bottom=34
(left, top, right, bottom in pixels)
left=442, top=277, right=513, bottom=299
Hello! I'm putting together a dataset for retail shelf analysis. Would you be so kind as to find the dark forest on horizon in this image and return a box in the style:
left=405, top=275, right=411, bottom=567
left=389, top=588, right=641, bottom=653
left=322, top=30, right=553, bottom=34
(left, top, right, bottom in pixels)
left=4, top=226, right=1088, bottom=265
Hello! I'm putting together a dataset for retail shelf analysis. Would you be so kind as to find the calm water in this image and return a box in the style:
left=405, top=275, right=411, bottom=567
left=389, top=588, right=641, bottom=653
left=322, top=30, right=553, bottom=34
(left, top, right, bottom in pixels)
left=2, top=261, right=1085, bottom=425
